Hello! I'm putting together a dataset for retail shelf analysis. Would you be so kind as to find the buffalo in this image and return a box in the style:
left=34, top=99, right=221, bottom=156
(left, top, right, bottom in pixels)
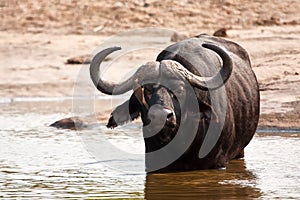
left=77, top=34, right=260, bottom=173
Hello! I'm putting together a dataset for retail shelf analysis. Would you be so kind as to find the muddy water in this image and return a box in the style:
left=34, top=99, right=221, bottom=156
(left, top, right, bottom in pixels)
left=1, top=99, right=299, bottom=199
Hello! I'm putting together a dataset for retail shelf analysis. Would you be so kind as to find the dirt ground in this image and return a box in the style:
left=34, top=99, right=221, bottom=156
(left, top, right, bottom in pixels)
left=1, top=0, right=299, bottom=129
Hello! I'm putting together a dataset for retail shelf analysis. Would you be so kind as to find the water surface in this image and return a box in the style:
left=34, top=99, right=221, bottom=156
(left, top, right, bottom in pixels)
left=0, top=99, right=299, bottom=199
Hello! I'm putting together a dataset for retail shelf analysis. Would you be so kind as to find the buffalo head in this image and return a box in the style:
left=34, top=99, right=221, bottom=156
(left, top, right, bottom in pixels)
left=90, top=43, right=233, bottom=153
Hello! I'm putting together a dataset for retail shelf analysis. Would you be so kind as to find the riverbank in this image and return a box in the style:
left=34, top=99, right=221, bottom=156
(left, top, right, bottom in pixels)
left=1, top=0, right=299, bottom=129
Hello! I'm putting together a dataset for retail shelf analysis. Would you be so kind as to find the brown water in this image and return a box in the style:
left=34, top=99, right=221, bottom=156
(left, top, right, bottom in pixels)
left=1, top=99, right=300, bottom=199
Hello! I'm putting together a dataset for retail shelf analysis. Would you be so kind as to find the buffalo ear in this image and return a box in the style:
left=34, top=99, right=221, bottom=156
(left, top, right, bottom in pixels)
left=107, top=95, right=141, bottom=128
left=199, top=101, right=219, bottom=123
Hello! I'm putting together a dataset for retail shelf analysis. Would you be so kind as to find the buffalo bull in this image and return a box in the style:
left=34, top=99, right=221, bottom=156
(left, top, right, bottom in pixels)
left=89, top=34, right=259, bottom=173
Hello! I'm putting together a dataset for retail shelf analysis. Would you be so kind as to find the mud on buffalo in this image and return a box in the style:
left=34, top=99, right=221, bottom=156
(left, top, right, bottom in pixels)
left=88, top=34, right=259, bottom=173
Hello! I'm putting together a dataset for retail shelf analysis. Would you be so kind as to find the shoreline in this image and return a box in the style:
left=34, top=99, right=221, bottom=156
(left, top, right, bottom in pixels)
left=2, top=95, right=299, bottom=130
left=1, top=0, right=299, bottom=130
left=1, top=29, right=299, bottom=129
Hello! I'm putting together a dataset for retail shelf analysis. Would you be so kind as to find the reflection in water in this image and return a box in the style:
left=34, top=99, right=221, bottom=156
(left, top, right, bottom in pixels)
left=145, top=160, right=261, bottom=200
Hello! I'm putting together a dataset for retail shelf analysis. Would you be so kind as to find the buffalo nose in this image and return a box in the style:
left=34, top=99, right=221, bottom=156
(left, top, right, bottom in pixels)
left=148, top=105, right=176, bottom=129
left=166, top=111, right=176, bottom=127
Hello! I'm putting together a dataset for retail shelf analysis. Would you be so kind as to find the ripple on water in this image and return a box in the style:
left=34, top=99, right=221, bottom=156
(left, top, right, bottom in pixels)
left=0, top=101, right=300, bottom=199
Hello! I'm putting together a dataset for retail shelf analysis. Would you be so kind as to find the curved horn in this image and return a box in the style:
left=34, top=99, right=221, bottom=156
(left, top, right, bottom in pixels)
left=197, top=43, right=233, bottom=90
left=165, top=43, right=233, bottom=91
left=90, top=46, right=136, bottom=95
left=90, top=47, right=160, bottom=95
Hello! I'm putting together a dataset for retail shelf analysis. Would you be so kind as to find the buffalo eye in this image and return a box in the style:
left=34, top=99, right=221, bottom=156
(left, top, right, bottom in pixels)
left=144, top=84, right=159, bottom=99
left=144, top=87, right=152, bottom=100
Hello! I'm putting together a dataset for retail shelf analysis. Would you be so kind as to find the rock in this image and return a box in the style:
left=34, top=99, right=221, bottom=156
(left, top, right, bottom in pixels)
left=50, top=117, right=84, bottom=130
left=170, top=32, right=189, bottom=42
left=144, top=2, right=150, bottom=7
left=254, top=16, right=281, bottom=26
left=66, top=54, right=92, bottom=64
left=284, top=71, right=290, bottom=75
left=113, top=1, right=125, bottom=8
left=213, top=28, right=228, bottom=37
left=93, top=25, right=104, bottom=32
